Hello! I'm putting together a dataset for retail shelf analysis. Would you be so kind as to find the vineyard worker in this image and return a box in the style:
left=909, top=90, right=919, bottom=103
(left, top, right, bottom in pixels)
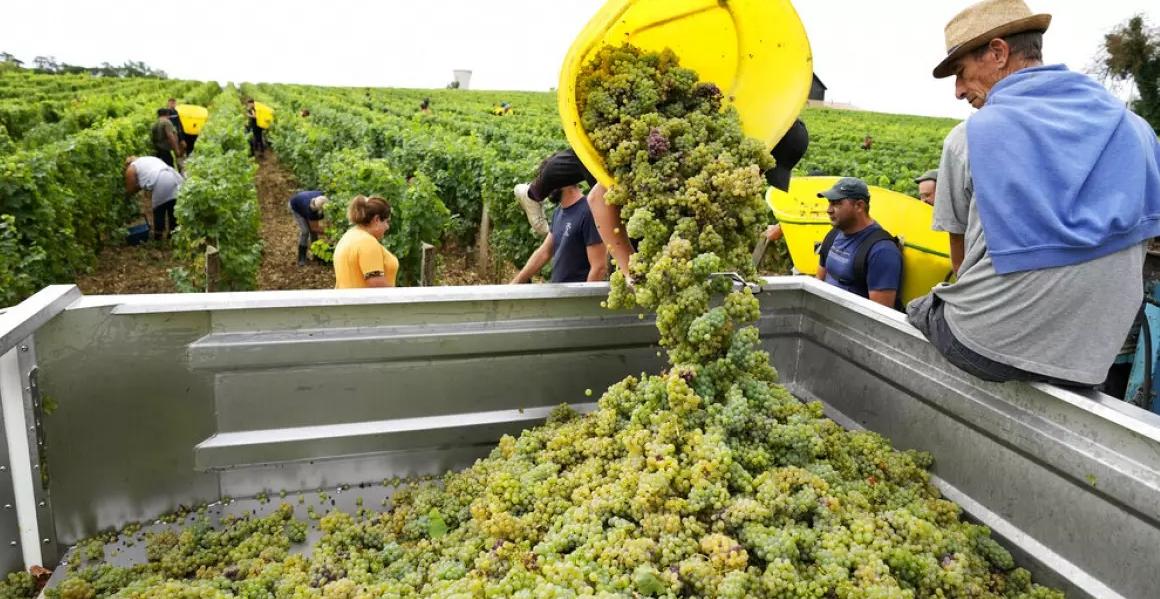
left=915, top=170, right=938, bottom=206
left=151, top=108, right=183, bottom=168
left=907, top=0, right=1160, bottom=386
left=589, top=119, right=811, bottom=280
left=516, top=148, right=598, bottom=240
left=515, top=150, right=612, bottom=284
left=289, top=190, right=329, bottom=266
left=333, top=195, right=398, bottom=289
left=124, top=155, right=184, bottom=241
left=165, top=98, right=183, bottom=142
left=245, top=99, right=266, bottom=156
left=167, top=98, right=198, bottom=155
left=511, top=158, right=608, bottom=284
left=815, top=178, right=902, bottom=309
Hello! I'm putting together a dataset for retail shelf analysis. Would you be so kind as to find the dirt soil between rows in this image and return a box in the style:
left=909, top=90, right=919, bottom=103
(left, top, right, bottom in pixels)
left=73, top=192, right=179, bottom=295
left=255, top=154, right=335, bottom=290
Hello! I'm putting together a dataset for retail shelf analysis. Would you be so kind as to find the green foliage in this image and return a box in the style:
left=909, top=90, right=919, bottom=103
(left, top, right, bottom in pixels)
left=0, top=214, right=40, bottom=303
left=0, top=76, right=218, bottom=150
left=796, top=108, right=958, bottom=196
left=0, top=75, right=218, bottom=306
left=312, top=148, right=451, bottom=286
left=171, top=86, right=262, bottom=291
left=1101, top=15, right=1160, bottom=131
left=393, top=173, right=451, bottom=285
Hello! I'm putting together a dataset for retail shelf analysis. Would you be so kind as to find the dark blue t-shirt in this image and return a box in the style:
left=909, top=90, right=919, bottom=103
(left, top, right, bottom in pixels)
left=822, top=223, right=902, bottom=298
left=289, top=190, right=325, bottom=221
left=549, top=197, right=602, bottom=283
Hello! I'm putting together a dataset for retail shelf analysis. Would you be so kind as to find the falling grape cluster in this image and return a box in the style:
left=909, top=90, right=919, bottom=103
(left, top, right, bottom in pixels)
left=5, top=45, right=1065, bottom=599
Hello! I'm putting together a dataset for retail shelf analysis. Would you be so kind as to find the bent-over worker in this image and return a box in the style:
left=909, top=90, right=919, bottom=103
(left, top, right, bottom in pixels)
left=124, top=155, right=184, bottom=241
left=289, top=190, right=329, bottom=266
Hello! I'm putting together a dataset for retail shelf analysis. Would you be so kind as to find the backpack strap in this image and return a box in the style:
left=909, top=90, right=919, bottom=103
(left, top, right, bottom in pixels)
left=816, top=228, right=840, bottom=270
left=853, top=228, right=903, bottom=310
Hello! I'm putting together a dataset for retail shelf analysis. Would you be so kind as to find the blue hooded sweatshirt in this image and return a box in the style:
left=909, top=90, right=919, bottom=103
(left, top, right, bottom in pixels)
left=967, top=64, right=1160, bottom=274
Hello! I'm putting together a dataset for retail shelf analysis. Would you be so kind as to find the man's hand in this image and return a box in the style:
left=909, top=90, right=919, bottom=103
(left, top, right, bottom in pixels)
left=868, top=289, right=898, bottom=309
left=765, top=224, right=784, bottom=242
left=949, top=233, right=965, bottom=275
left=364, top=275, right=391, bottom=288
left=586, top=243, right=609, bottom=282
left=512, top=234, right=554, bottom=284
left=588, top=183, right=633, bottom=278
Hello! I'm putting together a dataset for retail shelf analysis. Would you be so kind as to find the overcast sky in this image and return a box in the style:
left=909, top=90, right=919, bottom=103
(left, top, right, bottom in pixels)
left=3, top=1, right=1156, bottom=119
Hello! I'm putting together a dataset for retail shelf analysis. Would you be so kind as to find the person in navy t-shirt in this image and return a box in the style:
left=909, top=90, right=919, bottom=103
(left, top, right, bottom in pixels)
left=816, top=177, right=902, bottom=308
left=288, top=190, right=329, bottom=266
left=510, top=162, right=607, bottom=284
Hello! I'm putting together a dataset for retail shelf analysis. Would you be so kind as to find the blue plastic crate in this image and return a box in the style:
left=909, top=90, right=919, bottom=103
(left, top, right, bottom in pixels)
left=126, top=222, right=150, bottom=246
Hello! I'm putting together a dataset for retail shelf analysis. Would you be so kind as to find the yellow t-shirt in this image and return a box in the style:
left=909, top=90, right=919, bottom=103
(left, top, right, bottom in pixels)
left=333, top=227, right=399, bottom=289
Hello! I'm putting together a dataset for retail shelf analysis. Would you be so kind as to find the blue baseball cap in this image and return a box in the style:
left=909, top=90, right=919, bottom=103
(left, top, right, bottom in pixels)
left=818, top=177, right=871, bottom=202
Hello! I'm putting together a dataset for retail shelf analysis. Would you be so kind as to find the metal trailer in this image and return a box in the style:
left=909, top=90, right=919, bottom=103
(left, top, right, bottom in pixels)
left=1, top=278, right=1158, bottom=598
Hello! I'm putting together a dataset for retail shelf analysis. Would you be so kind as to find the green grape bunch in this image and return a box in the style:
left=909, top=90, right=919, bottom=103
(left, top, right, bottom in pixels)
left=576, top=44, right=773, bottom=365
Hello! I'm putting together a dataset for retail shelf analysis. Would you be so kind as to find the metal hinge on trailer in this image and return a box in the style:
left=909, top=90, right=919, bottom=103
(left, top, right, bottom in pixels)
left=708, top=272, right=763, bottom=294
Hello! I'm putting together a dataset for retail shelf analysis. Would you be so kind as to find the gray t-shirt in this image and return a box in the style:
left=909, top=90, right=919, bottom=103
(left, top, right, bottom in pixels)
left=924, top=122, right=1143, bottom=385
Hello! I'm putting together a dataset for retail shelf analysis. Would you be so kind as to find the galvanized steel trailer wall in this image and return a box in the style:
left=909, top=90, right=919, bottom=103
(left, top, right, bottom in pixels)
left=1, top=279, right=1157, bottom=598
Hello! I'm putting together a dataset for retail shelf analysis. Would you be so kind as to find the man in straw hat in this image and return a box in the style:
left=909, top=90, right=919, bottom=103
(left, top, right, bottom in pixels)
left=907, top=0, right=1160, bottom=387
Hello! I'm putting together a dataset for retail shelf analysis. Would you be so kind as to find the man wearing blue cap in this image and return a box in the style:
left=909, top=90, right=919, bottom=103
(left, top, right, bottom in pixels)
left=815, top=177, right=903, bottom=309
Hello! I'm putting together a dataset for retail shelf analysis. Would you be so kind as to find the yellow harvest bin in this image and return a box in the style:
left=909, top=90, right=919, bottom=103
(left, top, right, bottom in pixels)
left=767, top=177, right=954, bottom=305
left=174, top=104, right=208, bottom=135
left=253, top=101, right=274, bottom=130
left=558, top=0, right=813, bottom=187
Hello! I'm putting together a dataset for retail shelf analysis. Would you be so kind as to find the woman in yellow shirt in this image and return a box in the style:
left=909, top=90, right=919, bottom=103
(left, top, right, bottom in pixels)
left=333, top=195, right=399, bottom=289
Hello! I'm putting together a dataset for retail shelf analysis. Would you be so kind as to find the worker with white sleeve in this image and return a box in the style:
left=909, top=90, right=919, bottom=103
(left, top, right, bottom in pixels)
left=124, top=155, right=184, bottom=242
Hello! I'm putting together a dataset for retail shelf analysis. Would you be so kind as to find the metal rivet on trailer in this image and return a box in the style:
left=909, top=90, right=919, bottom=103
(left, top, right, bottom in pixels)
left=19, top=346, right=28, bottom=353
left=37, top=501, right=45, bottom=508
left=0, top=466, right=6, bottom=472
left=8, top=541, right=15, bottom=547
left=2, top=505, right=10, bottom=509
left=42, top=539, right=49, bottom=544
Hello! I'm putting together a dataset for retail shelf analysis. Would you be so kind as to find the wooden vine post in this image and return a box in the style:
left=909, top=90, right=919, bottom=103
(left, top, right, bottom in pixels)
left=420, top=242, right=436, bottom=286
left=205, top=245, right=220, bottom=292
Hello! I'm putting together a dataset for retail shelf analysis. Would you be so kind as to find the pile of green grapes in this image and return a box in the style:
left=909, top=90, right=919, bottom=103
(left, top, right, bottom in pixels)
left=9, top=45, right=1063, bottom=599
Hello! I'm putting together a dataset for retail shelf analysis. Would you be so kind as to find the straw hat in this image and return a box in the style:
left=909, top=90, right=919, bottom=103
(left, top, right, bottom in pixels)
left=933, top=0, right=1051, bottom=78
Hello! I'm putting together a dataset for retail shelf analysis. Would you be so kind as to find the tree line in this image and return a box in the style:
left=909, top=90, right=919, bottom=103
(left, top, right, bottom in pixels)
left=0, top=52, right=167, bottom=79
